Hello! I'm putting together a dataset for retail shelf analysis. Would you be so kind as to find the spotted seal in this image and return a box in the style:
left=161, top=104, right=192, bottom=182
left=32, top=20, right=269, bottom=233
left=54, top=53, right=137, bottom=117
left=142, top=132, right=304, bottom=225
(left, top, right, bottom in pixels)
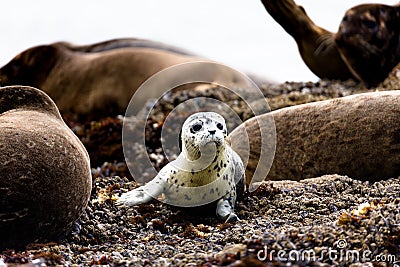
left=261, top=0, right=400, bottom=86
left=117, top=112, right=245, bottom=222
left=335, top=3, right=400, bottom=86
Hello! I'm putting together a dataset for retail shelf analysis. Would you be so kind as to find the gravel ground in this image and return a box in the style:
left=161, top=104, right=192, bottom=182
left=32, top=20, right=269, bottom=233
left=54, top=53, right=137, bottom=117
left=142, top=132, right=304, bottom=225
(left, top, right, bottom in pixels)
left=1, top=66, right=400, bottom=266
left=1, top=175, right=399, bottom=266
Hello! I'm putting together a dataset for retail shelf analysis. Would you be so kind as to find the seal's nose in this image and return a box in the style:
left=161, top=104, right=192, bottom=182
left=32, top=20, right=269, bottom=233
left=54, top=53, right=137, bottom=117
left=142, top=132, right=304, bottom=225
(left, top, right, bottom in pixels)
left=209, top=130, right=216, bottom=135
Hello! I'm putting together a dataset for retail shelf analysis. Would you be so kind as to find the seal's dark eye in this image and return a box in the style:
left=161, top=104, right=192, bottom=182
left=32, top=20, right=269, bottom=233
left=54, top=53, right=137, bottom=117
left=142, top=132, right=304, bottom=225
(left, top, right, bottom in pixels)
left=363, top=19, right=376, bottom=29
left=191, top=123, right=202, bottom=132
left=216, top=123, right=224, bottom=130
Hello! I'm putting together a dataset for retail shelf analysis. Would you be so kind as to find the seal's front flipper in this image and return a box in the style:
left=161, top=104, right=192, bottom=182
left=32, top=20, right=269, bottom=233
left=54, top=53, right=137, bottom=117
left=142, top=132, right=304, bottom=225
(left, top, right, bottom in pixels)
left=117, top=187, right=153, bottom=206
left=216, top=199, right=239, bottom=223
left=260, top=0, right=319, bottom=38
left=117, top=175, right=166, bottom=206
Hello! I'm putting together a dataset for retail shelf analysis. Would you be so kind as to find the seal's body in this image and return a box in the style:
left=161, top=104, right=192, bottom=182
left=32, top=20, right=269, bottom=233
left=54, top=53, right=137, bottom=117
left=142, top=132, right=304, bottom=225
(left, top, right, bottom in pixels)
left=118, top=112, right=245, bottom=222
left=230, top=91, right=400, bottom=183
left=0, top=38, right=262, bottom=120
left=0, top=42, right=202, bottom=119
left=0, top=86, right=91, bottom=250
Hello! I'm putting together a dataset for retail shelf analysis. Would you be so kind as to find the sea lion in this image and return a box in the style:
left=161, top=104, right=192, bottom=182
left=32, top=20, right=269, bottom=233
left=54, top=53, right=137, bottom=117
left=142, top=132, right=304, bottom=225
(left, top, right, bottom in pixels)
left=0, top=86, right=91, bottom=250
left=260, top=0, right=354, bottom=80
left=117, top=112, right=245, bottom=222
left=229, top=91, right=400, bottom=184
left=261, top=0, right=400, bottom=86
left=335, top=3, right=400, bottom=86
left=0, top=39, right=257, bottom=120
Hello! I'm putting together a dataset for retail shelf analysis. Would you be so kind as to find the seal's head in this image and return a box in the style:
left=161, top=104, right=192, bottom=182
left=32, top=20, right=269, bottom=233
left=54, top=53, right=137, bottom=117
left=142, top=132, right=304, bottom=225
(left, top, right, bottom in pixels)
left=335, top=4, right=400, bottom=86
left=0, top=45, right=59, bottom=87
left=180, top=112, right=227, bottom=161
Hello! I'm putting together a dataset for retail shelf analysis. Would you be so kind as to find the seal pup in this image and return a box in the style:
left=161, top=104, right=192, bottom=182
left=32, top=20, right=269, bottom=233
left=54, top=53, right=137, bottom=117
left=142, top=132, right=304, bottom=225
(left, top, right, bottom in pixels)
left=0, top=86, right=91, bottom=250
left=335, top=3, right=400, bottom=86
left=260, top=0, right=354, bottom=80
left=230, top=91, right=400, bottom=184
left=118, top=112, right=245, bottom=222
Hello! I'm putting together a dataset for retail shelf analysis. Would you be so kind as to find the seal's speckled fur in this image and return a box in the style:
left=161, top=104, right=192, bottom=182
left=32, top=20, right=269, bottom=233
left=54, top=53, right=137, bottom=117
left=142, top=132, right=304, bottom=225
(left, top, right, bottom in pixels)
left=118, top=112, right=245, bottom=222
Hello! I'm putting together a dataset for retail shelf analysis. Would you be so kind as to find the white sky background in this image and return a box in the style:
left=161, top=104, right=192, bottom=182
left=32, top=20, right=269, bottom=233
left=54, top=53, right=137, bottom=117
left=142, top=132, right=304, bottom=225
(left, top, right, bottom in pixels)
left=0, top=0, right=396, bottom=83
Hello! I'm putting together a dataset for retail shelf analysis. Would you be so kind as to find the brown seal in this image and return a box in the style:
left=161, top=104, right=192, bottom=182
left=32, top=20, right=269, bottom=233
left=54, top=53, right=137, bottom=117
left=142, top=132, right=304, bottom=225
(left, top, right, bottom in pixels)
left=229, top=91, right=400, bottom=184
left=0, top=41, right=203, bottom=120
left=335, top=3, right=400, bottom=86
left=261, top=0, right=400, bottom=86
left=55, top=37, right=195, bottom=55
left=0, top=39, right=255, bottom=120
left=260, top=0, right=354, bottom=80
left=0, top=86, right=91, bottom=250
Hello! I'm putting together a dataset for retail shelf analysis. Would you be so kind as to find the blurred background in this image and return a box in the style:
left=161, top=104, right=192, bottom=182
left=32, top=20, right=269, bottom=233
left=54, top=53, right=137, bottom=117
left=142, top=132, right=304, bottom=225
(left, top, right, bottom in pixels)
left=0, top=0, right=394, bottom=83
